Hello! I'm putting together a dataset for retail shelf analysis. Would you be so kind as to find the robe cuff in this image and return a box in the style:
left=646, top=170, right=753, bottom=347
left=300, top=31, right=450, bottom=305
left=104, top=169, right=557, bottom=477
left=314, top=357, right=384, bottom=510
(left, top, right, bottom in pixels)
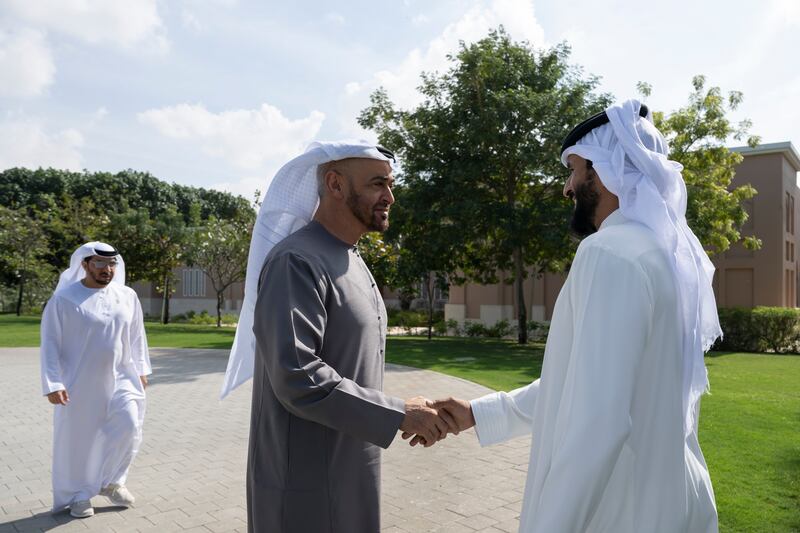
left=136, top=361, right=153, bottom=376
left=43, top=381, right=66, bottom=395
left=470, top=392, right=511, bottom=447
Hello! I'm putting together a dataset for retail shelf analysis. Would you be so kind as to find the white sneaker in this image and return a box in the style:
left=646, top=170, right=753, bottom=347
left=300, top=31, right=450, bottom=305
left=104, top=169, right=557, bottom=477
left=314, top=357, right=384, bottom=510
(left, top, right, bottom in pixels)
left=69, top=500, right=94, bottom=518
left=100, top=484, right=135, bottom=507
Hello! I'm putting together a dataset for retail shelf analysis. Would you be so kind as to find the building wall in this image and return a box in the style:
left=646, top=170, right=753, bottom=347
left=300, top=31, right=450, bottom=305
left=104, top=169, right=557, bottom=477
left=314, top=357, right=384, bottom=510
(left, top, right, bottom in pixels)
left=713, top=146, right=800, bottom=308
left=132, top=267, right=244, bottom=318
left=445, top=270, right=566, bottom=326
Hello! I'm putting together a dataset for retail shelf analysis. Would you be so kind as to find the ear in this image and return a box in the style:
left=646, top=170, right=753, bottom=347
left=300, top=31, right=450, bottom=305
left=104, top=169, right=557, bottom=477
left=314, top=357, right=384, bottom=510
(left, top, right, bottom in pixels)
left=325, top=169, right=346, bottom=199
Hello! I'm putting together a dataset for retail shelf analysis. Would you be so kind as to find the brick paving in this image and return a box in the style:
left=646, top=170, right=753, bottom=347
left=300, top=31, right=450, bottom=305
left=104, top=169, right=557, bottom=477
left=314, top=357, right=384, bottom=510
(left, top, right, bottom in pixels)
left=0, top=347, right=530, bottom=532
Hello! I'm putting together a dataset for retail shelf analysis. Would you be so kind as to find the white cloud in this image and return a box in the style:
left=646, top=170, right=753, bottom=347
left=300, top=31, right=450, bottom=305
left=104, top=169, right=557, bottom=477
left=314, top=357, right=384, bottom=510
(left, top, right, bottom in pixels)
left=138, top=103, right=325, bottom=171
left=2, top=0, right=168, bottom=52
left=325, top=12, right=346, bottom=25
left=412, top=14, right=430, bottom=26
left=210, top=175, right=268, bottom=203
left=0, top=28, right=55, bottom=98
left=181, top=9, right=203, bottom=31
left=339, top=0, right=546, bottom=137
left=345, top=81, right=361, bottom=95
left=378, top=0, right=544, bottom=107
left=0, top=119, right=84, bottom=170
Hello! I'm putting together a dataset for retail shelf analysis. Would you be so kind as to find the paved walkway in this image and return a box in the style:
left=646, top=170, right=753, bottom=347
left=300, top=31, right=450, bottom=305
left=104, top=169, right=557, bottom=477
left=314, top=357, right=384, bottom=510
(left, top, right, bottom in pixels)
left=0, top=347, right=530, bottom=532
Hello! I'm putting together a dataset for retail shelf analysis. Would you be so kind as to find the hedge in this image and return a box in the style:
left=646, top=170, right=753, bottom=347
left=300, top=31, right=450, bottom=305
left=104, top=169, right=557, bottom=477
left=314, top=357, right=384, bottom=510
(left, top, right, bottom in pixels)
left=714, top=307, right=800, bottom=354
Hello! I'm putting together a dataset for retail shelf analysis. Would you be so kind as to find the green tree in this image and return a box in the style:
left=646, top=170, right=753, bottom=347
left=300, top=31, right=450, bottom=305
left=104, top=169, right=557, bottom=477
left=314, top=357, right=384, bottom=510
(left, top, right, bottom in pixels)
left=358, top=232, right=400, bottom=291
left=638, top=76, right=761, bottom=254
left=0, top=207, right=55, bottom=315
left=360, top=28, right=611, bottom=343
left=380, top=182, right=456, bottom=339
left=187, top=215, right=253, bottom=327
left=104, top=206, right=189, bottom=323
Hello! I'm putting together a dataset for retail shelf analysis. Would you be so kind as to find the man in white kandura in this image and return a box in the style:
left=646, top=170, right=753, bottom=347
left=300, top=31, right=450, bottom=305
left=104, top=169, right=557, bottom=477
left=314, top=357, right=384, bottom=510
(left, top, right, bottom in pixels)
left=421, top=100, right=720, bottom=532
left=40, top=242, right=152, bottom=519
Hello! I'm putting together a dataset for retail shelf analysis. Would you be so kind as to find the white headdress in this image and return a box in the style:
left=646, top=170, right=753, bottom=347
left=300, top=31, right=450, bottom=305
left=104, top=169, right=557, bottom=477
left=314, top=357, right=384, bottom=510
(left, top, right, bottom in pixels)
left=220, top=140, right=395, bottom=399
left=561, top=99, right=722, bottom=436
left=55, top=241, right=126, bottom=293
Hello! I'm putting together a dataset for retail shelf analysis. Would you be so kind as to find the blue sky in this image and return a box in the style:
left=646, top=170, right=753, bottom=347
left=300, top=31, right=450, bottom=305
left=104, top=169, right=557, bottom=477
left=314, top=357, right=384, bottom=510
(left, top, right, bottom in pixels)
left=1, top=0, right=798, bottom=200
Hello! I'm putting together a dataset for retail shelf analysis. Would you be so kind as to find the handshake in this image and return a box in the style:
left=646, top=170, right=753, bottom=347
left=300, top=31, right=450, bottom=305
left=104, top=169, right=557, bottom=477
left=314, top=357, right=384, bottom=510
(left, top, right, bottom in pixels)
left=399, top=396, right=475, bottom=447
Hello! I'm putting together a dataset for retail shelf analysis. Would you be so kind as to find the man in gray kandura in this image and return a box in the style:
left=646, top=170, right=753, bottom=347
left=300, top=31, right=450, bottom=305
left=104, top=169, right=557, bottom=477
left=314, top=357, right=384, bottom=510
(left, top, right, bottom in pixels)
left=220, top=140, right=453, bottom=532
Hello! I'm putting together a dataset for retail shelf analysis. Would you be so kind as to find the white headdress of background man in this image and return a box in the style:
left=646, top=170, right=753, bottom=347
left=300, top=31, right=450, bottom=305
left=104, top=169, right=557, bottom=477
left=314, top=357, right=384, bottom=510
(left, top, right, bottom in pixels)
left=55, top=241, right=126, bottom=293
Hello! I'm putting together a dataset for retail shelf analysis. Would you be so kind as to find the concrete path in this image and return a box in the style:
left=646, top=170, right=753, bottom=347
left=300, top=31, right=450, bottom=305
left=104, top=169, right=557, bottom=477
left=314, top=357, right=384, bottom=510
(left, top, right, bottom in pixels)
left=0, top=347, right=530, bottom=532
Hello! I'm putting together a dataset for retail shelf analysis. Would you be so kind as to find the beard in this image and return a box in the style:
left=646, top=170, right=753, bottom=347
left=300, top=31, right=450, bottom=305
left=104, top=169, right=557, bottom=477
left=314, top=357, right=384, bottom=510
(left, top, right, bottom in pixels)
left=570, top=178, right=600, bottom=237
left=88, top=271, right=113, bottom=286
left=346, top=188, right=389, bottom=232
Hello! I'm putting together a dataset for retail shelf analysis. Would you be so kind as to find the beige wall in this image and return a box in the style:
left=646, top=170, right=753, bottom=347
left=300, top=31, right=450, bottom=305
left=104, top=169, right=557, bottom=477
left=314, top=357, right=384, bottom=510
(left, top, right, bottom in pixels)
left=713, top=145, right=800, bottom=308
left=132, top=266, right=244, bottom=317
left=446, top=270, right=566, bottom=326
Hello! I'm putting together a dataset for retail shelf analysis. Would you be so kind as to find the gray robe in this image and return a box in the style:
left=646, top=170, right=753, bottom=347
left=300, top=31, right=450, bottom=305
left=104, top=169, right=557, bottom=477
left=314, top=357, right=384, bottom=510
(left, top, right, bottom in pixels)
left=247, top=221, right=406, bottom=533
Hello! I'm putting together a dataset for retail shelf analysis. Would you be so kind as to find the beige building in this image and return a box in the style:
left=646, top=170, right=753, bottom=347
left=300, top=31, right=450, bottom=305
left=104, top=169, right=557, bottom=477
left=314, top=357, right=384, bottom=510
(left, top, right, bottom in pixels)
left=713, top=142, right=800, bottom=308
left=133, top=266, right=244, bottom=318
left=445, top=142, right=800, bottom=327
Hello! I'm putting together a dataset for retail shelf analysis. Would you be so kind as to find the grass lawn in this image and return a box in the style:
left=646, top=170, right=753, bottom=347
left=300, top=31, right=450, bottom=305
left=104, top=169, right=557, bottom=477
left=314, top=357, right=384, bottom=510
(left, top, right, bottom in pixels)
left=3, top=315, right=798, bottom=532
left=0, top=313, right=237, bottom=349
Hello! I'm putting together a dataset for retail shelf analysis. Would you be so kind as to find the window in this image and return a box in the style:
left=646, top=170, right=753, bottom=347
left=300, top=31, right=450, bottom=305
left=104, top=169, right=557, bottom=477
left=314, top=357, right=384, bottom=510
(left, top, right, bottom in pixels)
left=182, top=268, right=206, bottom=297
left=787, top=193, right=795, bottom=235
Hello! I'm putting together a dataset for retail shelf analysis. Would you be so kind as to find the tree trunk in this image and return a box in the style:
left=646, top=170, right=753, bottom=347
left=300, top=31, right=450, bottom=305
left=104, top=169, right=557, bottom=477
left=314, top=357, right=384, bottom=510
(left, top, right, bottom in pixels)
left=514, top=247, right=527, bottom=344
left=16, top=277, right=24, bottom=316
left=426, top=274, right=434, bottom=340
left=160, top=275, right=171, bottom=325
left=216, top=291, right=223, bottom=328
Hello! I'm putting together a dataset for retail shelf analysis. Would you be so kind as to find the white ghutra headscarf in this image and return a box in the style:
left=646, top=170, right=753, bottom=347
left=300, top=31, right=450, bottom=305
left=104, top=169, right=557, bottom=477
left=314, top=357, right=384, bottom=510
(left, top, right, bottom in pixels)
left=220, top=140, right=396, bottom=399
left=55, top=241, right=126, bottom=293
left=561, top=99, right=722, bottom=436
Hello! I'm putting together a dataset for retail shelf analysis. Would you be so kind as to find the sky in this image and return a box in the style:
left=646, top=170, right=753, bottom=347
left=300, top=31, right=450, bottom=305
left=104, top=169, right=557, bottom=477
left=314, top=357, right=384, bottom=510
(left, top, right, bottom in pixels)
left=1, top=0, right=798, bottom=201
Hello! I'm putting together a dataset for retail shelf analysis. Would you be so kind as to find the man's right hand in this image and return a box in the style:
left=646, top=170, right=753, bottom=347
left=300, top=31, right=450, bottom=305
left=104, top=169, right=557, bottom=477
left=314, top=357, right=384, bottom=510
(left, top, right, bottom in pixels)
left=399, top=396, right=452, bottom=447
left=403, top=397, right=475, bottom=447
left=46, top=390, right=69, bottom=405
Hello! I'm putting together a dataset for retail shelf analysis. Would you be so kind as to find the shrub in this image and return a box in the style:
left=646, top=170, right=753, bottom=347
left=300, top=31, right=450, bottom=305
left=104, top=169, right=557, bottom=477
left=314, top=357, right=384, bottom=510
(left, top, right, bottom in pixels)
left=445, top=319, right=462, bottom=336
left=433, top=320, right=448, bottom=336
left=751, top=307, right=800, bottom=354
left=715, top=306, right=800, bottom=354
left=526, top=320, right=550, bottom=343
left=464, top=321, right=487, bottom=337
left=715, top=307, right=759, bottom=352
left=188, top=310, right=216, bottom=325
left=386, top=308, right=444, bottom=328
left=485, top=319, right=514, bottom=338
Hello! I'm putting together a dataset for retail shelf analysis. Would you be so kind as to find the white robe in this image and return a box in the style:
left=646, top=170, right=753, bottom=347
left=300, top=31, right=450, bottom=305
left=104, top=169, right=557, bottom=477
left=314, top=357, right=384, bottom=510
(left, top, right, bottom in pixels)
left=471, top=211, right=718, bottom=533
left=40, top=281, right=152, bottom=511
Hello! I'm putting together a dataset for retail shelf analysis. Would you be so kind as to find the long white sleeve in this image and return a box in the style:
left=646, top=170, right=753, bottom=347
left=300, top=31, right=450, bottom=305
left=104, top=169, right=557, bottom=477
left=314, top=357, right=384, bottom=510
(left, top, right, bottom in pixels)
left=470, top=379, right=540, bottom=446
left=40, top=296, right=65, bottom=395
left=529, top=243, right=652, bottom=533
left=130, top=295, right=152, bottom=376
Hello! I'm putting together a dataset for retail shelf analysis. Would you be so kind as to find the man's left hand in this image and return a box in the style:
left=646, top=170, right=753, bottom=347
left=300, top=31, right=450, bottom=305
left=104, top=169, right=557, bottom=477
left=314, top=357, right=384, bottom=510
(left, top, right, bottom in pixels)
left=140, top=376, right=148, bottom=389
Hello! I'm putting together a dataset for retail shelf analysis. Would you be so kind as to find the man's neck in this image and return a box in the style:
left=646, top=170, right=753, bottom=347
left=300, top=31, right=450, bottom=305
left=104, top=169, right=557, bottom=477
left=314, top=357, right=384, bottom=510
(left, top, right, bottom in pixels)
left=593, top=194, right=620, bottom=229
left=313, top=205, right=365, bottom=245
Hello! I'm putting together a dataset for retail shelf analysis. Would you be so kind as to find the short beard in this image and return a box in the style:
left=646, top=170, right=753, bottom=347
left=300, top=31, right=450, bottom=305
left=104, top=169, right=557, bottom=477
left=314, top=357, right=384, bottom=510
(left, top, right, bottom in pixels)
left=570, top=178, right=600, bottom=237
left=346, top=187, right=389, bottom=233
left=88, top=271, right=113, bottom=286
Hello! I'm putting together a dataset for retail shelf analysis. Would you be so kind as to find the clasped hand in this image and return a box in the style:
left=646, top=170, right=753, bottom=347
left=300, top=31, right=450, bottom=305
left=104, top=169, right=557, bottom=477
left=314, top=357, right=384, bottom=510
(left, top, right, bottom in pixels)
left=399, top=396, right=475, bottom=448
